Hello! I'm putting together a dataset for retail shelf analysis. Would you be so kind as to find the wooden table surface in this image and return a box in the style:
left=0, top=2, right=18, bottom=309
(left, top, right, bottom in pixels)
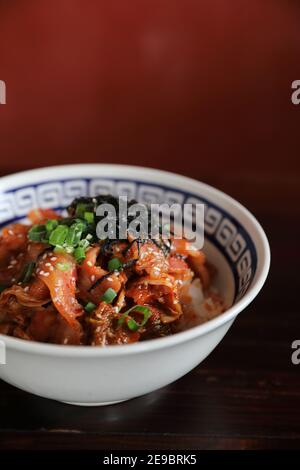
left=0, top=169, right=298, bottom=450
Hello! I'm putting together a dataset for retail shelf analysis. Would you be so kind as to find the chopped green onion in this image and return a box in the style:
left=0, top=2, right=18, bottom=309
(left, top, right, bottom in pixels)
left=75, top=203, right=88, bottom=218
left=64, top=225, right=77, bottom=246
left=108, top=257, right=122, bottom=272
left=56, top=262, right=71, bottom=272
left=28, top=207, right=95, bottom=265
left=79, top=238, right=90, bottom=250
left=54, top=245, right=66, bottom=254
left=28, top=225, right=46, bottom=242
left=65, top=222, right=84, bottom=246
left=84, top=211, right=94, bottom=223
left=74, top=217, right=88, bottom=225
left=0, top=284, right=7, bottom=293
left=118, top=305, right=151, bottom=331
left=29, top=232, right=44, bottom=242
left=45, top=219, right=58, bottom=232
left=76, top=221, right=86, bottom=237
left=101, top=287, right=117, bottom=304
left=21, top=261, right=35, bottom=284
left=64, top=246, right=74, bottom=254
left=49, top=225, right=69, bottom=246
left=85, top=301, right=96, bottom=313
left=74, top=246, right=86, bottom=263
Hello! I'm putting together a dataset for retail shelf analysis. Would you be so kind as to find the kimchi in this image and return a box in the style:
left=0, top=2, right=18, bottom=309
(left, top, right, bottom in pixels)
left=0, top=196, right=224, bottom=346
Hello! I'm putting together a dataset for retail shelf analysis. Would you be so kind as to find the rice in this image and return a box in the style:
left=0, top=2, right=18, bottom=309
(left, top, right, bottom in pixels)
left=178, top=278, right=224, bottom=331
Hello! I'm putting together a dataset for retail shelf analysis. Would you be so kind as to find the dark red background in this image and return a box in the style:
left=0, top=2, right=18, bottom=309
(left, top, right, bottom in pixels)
left=0, top=0, right=300, bottom=178
left=1, top=0, right=300, bottom=451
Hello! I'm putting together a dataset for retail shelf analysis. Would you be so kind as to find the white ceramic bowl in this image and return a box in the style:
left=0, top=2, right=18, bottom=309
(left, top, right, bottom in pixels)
left=0, top=165, right=270, bottom=406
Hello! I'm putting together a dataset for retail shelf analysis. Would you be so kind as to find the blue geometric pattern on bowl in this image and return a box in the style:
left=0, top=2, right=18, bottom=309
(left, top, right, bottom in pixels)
left=0, top=178, right=257, bottom=301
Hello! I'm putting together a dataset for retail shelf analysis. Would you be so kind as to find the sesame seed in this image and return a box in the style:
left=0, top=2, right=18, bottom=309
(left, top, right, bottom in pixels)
left=42, top=253, right=48, bottom=259
left=8, top=230, right=14, bottom=235
left=87, top=261, right=93, bottom=267
left=24, top=286, right=29, bottom=292
left=50, top=257, right=57, bottom=261
left=43, top=272, right=50, bottom=277
left=10, top=260, right=17, bottom=265
left=45, top=263, right=51, bottom=267
left=91, top=275, right=95, bottom=282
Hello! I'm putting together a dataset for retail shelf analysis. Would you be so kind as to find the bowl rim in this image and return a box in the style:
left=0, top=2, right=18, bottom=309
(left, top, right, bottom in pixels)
left=0, top=164, right=270, bottom=357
